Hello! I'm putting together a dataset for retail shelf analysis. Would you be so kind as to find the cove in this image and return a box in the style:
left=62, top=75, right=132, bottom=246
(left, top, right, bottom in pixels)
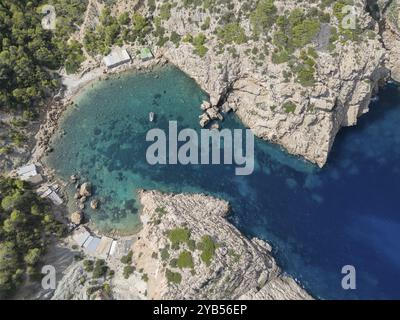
left=45, top=65, right=400, bottom=299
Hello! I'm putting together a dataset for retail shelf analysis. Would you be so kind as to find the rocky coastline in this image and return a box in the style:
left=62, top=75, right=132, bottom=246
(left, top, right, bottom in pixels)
left=2, top=0, right=400, bottom=300
left=133, top=190, right=312, bottom=300
left=51, top=190, right=312, bottom=300
left=158, top=0, right=399, bottom=168
left=10, top=0, right=400, bottom=174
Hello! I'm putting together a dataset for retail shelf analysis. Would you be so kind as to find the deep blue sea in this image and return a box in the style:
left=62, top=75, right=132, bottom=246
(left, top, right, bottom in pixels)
left=45, top=65, right=400, bottom=299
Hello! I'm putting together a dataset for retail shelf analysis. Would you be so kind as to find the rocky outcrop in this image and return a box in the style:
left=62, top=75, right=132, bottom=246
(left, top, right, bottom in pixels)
left=133, top=190, right=312, bottom=300
left=52, top=262, right=90, bottom=300
left=79, top=182, right=92, bottom=197
left=70, top=211, right=84, bottom=225
left=381, top=0, right=400, bottom=82
left=90, top=199, right=99, bottom=210
left=67, top=0, right=400, bottom=168
left=156, top=0, right=390, bottom=167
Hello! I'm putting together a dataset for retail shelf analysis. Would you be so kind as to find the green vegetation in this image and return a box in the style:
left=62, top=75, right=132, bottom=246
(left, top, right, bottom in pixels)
left=198, top=235, right=216, bottom=266
left=187, top=239, right=196, bottom=251
left=0, top=0, right=86, bottom=110
left=120, top=250, right=133, bottom=264
left=192, top=34, right=208, bottom=57
left=273, top=9, right=321, bottom=53
left=169, top=258, right=178, bottom=268
left=283, top=101, right=297, bottom=114
left=155, top=207, right=167, bottom=215
left=332, top=0, right=362, bottom=43
left=250, top=0, right=278, bottom=37
left=272, top=49, right=290, bottom=64
left=176, top=251, right=194, bottom=269
left=165, top=268, right=182, bottom=284
left=201, top=17, right=211, bottom=30
left=0, top=146, right=12, bottom=155
left=83, top=259, right=94, bottom=272
left=92, top=259, right=108, bottom=278
left=160, top=245, right=170, bottom=261
left=228, top=249, right=240, bottom=264
left=159, top=3, right=172, bottom=21
left=83, top=7, right=121, bottom=55
left=216, top=23, right=247, bottom=45
left=142, top=273, right=149, bottom=282
left=123, top=265, right=134, bottom=279
left=167, top=228, right=191, bottom=248
left=294, top=50, right=317, bottom=87
left=0, top=177, right=64, bottom=298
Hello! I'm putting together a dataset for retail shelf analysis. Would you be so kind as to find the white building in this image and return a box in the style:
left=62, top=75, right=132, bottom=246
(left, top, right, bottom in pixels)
left=16, top=164, right=43, bottom=185
left=103, top=47, right=131, bottom=69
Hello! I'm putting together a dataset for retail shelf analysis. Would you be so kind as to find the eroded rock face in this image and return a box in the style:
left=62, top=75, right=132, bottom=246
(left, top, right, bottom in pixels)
left=133, top=190, right=312, bottom=300
left=382, top=0, right=400, bottom=82
left=77, top=0, right=400, bottom=167
left=52, top=263, right=89, bottom=300
left=156, top=0, right=390, bottom=167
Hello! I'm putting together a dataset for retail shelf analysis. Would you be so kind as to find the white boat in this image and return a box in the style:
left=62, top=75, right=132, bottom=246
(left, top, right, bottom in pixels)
left=149, top=112, right=155, bottom=122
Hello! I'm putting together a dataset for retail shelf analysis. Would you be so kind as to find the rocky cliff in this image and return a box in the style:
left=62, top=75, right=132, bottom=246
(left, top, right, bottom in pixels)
left=381, top=0, right=400, bottom=81
left=162, top=1, right=389, bottom=167
left=133, top=190, right=311, bottom=300
left=76, top=0, right=400, bottom=167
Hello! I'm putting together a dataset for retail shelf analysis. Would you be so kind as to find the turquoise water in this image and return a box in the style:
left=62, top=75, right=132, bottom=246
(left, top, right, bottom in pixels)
left=45, top=65, right=400, bottom=299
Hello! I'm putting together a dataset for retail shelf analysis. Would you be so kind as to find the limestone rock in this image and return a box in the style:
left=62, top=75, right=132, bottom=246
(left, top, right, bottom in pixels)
left=70, top=211, right=84, bottom=225
left=71, top=0, right=399, bottom=167
left=133, top=190, right=312, bottom=300
left=79, top=182, right=92, bottom=197
left=90, top=199, right=99, bottom=210
left=199, top=113, right=210, bottom=128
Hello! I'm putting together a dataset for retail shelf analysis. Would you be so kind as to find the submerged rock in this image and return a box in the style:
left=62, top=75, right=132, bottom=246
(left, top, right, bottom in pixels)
left=90, top=199, right=99, bottom=210
left=79, top=196, right=87, bottom=204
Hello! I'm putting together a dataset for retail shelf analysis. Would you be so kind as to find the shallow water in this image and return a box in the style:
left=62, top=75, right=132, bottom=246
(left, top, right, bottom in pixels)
left=45, top=65, right=400, bottom=299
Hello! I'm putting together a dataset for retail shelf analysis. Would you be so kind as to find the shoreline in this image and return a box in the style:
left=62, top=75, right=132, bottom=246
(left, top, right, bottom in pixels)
left=23, top=59, right=313, bottom=299
left=27, top=55, right=169, bottom=235
left=30, top=55, right=168, bottom=167
left=49, top=189, right=313, bottom=300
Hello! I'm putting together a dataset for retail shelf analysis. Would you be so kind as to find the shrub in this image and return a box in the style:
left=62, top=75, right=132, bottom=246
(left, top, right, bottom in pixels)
left=169, top=258, right=178, bottom=268
left=120, top=250, right=133, bottom=264
left=177, top=251, right=194, bottom=269
left=142, top=273, right=149, bottom=282
left=165, top=269, right=182, bottom=284
left=93, top=259, right=108, bottom=278
left=167, top=228, right=191, bottom=247
left=123, top=265, right=134, bottom=279
left=198, top=235, right=216, bottom=266
left=250, top=0, right=278, bottom=36
left=192, top=34, right=208, bottom=57
left=160, top=246, right=170, bottom=261
left=283, top=101, right=297, bottom=114
left=187, top=239, right=196, bottom=251
left=216, top=23, right=247, bottom=45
